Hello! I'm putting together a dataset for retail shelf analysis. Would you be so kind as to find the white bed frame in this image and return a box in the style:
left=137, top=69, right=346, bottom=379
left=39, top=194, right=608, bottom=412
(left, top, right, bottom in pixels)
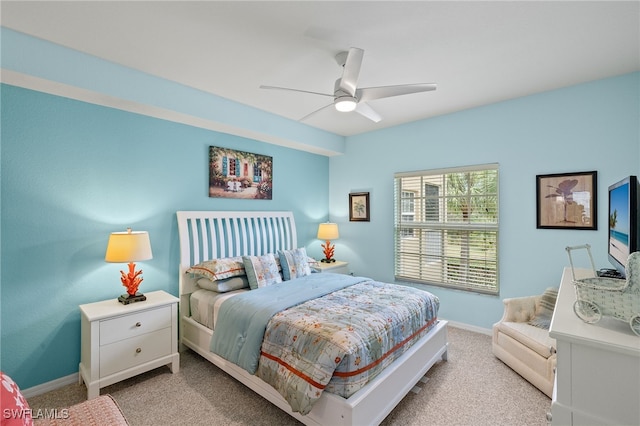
left=177, top=210, right=448, bottom=426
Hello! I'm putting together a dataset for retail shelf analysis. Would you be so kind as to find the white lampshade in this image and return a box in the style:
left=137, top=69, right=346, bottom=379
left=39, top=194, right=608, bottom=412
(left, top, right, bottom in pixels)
left=317, top=223, right=339, bottom=240
left=105, top=229, right=153, bottom=263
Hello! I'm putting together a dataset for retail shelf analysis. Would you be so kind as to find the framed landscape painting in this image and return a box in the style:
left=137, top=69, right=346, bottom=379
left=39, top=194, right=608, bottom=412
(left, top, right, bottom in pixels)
left=536, top=171, right=597, bottom=230
left=209, top=146, right=273, bottom=199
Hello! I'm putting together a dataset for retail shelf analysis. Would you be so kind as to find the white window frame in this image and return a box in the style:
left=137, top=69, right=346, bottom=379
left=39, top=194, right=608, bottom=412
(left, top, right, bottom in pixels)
left=400, top=191, right=416, bottom=237
left=394, top=163, right=499, bottom=295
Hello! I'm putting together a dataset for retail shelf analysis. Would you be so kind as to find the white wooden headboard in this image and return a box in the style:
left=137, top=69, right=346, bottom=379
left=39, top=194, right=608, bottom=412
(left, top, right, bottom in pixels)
left=176, top=210, right=298, bottom=324
left=176, top=211, right=298, bottom=269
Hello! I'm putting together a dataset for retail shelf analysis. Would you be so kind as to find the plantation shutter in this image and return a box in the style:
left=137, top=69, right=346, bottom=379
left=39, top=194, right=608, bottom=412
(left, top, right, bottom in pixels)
left=394, top=164, right=499, bottom=294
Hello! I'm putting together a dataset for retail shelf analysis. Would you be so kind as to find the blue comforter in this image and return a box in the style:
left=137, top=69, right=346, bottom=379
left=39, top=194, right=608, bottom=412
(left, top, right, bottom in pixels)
left=209, top=273, right=367, bottom=374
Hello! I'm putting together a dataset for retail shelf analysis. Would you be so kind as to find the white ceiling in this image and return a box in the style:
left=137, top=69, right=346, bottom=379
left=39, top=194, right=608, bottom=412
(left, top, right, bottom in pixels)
left=2, top=1, right=639, bottom=137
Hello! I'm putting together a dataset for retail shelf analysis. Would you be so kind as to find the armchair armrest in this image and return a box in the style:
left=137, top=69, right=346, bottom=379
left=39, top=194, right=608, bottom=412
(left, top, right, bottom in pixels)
left=500, top=295, right=540, bottom=323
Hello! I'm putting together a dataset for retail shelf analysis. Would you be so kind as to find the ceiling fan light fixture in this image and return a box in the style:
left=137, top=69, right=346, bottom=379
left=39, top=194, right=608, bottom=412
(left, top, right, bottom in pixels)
left=334, top=96, right=357, bottom=112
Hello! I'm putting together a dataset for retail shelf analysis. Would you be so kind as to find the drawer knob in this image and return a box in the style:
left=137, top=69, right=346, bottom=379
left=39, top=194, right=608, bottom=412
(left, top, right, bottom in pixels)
left=135, top=322, right=141, bottom=327
left=136, top=348, right=142, bottom=354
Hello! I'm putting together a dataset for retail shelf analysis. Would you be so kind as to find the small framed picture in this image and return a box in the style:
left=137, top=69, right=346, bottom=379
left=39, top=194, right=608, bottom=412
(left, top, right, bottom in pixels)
left=536, top=171, right=597, bottom=230
left=349, top=192, right=370, bottom=222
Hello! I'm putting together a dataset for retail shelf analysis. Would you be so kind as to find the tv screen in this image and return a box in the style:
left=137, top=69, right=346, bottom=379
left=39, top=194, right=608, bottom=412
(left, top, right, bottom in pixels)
left=608, top=175, right=639, bottom=277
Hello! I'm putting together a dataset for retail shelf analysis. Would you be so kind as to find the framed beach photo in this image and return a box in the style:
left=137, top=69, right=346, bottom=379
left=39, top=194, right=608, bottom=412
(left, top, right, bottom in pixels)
left=349, top=192, right=370, bottom=222
left=536, top=171, right=597, bottom=230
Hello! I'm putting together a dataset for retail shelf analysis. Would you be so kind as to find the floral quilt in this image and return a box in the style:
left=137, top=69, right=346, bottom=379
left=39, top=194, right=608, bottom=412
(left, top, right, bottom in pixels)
left=256, top=280, right=439, bottom=415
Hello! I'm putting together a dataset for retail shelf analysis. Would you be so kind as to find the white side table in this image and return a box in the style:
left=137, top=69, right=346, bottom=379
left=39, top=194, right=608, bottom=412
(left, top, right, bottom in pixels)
left=313, top=260, right=350, bottom=275
left=79, top=290, right=180, bottom=399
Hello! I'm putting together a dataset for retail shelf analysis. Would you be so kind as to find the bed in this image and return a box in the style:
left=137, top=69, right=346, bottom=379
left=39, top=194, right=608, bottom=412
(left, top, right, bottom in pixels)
left=177, top=210, right=448, bottom=426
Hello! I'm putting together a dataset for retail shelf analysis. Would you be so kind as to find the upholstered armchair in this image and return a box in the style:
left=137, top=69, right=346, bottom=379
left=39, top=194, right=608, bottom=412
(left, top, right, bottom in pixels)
left=492, top=289, right=558, bottom=398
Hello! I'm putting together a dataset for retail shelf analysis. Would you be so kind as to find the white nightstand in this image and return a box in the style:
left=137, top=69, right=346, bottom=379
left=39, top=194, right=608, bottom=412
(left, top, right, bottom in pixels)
left=313, top=260, right=350, bottom=275
left=79, top=290, right=180, bottom=399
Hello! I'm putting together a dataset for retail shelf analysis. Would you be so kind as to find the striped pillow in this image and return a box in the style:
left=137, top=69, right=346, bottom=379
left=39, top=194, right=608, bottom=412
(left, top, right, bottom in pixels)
left=187, top=256, right=245, bottom=281
left=529, top=287, right=558, bottom=329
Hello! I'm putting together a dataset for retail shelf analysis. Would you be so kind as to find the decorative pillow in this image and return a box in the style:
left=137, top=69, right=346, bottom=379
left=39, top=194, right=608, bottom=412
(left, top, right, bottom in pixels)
left=1, top=372, right=33, bottom=426
left=529, top=287, right=558, bottom=329
left=278, top=248, right=311, bottom=281
left=186, top=256, right=245, bottom=281
left=242, top=254, right=282, bottom=289
left=196, top=276, right=250, bottom=293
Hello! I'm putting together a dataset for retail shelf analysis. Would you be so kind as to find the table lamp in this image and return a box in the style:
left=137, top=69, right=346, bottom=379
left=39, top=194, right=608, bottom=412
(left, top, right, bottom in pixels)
left=317, top=222, right=339, bottom=263
left=105, top=228, right=153, bottom=304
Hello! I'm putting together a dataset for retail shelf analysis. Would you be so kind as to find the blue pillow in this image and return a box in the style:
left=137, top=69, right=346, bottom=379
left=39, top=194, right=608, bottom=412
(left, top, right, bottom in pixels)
left=242, top=254, right=282, bottom=289
left=278, top=248, right=311, bottom=281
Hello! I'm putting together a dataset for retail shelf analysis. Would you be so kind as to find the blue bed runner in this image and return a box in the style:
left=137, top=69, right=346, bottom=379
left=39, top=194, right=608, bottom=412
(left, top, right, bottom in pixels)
left=209, top=273, right=367, bottom=374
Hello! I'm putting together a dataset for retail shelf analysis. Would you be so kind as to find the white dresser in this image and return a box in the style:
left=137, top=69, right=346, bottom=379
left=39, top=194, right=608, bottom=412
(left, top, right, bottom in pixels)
left=79, top=290, right=180, bottom=399
left=550, top=268, right=640, bottom=425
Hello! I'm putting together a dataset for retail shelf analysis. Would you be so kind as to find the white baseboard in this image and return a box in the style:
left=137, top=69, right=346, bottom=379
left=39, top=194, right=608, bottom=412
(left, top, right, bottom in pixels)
left=21, top=372, right=79, bottom=399
left=444, top=319, right=492, bottom=336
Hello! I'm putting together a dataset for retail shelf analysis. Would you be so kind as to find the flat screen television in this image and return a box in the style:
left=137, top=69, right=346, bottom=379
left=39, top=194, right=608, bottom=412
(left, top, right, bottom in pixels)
left=608, top=175, right=639, bottom=277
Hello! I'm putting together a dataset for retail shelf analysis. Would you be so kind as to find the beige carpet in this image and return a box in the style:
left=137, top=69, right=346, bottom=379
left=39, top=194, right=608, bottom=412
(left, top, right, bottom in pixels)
left=28, top=326, right=551, bottom=425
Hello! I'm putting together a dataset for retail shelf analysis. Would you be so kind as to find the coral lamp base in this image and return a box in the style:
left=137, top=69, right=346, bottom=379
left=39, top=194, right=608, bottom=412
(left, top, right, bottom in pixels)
left=320, top=240, right=336, bottom=264
left=118, top=293, right=147, bottom=305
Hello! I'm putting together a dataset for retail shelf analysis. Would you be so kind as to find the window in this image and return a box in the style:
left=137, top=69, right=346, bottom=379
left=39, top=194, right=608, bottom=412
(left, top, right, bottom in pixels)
left=229, top=158, right=237, bottom=177
left=401, top=191, right=415, bottom=237
left=394, top=164, right=499, bottom=294
left=222, top=156, right=240, bottom=177
left=253, top=162, right=263, bottom=183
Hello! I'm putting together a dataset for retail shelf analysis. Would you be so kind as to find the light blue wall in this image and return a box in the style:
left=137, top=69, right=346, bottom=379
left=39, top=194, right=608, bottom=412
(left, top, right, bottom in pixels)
left=331, top=72, right=640, bottom=329
left=1, top=28, right=336, bottom=389
left=1, top=85, right=330, bottom=388
left=0, top=27, right=345, bottom=155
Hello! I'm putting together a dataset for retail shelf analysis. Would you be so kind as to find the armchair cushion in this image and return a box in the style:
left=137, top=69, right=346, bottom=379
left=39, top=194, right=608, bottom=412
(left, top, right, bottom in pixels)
left=496, top=321, right=556, bottom=359
left=529, top=287, right=558, bottom=329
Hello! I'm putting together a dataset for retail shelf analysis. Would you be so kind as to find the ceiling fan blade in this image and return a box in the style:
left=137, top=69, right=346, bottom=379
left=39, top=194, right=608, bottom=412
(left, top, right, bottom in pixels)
left=260, top=85, right=333, bottom=97
left=299, top=103, right=334, bottom=121
left=338, top=47, right=364, bottom=97
left=355, top=102, right=382, bottom=123
left=357, top=83, right=437, bottom=102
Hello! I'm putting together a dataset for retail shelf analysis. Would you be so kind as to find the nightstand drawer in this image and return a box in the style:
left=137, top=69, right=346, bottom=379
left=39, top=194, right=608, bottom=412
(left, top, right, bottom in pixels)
left=100, top=327, right=172, bottom=377
left=313, top=260, right=350, bottom=275
left=100, top=306, right=171, bottom=346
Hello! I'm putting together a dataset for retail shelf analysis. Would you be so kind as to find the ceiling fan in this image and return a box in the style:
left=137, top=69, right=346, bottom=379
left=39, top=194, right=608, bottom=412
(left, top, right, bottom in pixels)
left=260, top=47, right=437, bottom=123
